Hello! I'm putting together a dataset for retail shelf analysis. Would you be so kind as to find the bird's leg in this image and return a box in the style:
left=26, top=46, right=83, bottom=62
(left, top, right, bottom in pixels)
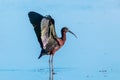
left=49, top=55, right=55, bottom=80
left=51, top=55, right=55, bottom=75
left=49, top=55, right=52, bottom=80
left=51, top=55, right=54, bottom=80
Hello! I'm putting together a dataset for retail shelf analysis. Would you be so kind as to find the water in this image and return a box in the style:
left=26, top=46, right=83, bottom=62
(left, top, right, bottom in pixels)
left=0, top=0, right=120, bottom=80
left=0, top=68, right=67, bottom=80
left=0, top=67, right=119, bottom=80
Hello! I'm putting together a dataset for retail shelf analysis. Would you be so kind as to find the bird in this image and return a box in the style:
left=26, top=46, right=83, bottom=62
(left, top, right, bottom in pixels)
left=28, top=11, right=77, bottom=75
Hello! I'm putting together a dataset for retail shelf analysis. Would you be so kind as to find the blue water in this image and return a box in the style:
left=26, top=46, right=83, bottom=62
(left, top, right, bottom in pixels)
left=0, top=67, right=119, bottom=80
left=0, top=0, right=120, bottom=80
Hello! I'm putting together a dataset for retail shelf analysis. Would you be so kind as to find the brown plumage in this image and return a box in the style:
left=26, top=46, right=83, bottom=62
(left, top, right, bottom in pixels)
left=28, top=11, right=77, bottom=75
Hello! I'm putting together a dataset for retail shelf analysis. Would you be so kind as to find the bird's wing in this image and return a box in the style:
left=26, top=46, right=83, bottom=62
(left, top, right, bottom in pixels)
left=41, top=16, right=58, bottom=51
left=28, top=11, right=58, bottom=51
left=28, top=11, right=44, bottom=48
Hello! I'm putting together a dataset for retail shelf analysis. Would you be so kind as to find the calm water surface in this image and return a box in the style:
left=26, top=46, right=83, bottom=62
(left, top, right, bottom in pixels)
left=0, top=67, right=119, bottom=80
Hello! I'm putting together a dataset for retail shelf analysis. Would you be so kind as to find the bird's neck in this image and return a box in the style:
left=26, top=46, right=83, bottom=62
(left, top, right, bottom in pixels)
left=61, top=31, right=66, bottom=42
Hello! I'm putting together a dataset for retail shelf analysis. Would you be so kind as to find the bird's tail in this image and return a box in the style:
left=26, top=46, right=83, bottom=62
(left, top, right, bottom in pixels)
left=38, top=49, right=48, bottom=59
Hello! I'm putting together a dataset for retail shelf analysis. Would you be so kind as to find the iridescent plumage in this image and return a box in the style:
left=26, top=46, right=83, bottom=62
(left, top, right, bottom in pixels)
left=28, top=12, right=59, bottom=59
left=28, top=11, right=77, bottom=76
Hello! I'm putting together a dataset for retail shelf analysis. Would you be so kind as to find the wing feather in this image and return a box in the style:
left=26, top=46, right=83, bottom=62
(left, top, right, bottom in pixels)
left=28, top=11, right=58, bottom=53
left=28, top=11, right=44, bottom=48
left=41, top=16, right=58, bottom=52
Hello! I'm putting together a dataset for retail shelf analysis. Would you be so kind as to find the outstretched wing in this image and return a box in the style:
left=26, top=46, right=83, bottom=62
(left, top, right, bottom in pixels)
left=40, top=15, right=58, bottom=52
left=28, top=11, right=44, bottom=48
left=28, top=11, right=58, bottom=52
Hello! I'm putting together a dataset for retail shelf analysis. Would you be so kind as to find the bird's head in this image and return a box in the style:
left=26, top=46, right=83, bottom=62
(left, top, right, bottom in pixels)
left=62, top=27, right=77, bottom=38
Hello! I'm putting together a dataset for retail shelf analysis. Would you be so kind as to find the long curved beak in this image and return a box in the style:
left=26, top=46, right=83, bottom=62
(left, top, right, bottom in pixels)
left=68, top=30, right=77, bottom=38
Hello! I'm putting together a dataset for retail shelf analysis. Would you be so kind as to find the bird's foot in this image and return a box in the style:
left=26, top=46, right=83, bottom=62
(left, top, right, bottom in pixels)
left=52, top=70, right=56, bottom=75
left=52, top=71, right=56, bottom=75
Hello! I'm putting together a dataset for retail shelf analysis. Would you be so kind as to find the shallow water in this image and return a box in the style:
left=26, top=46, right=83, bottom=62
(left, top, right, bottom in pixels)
left=0, top=0, right=120, bottom=80
left=0, top=67, right=119, bottom=80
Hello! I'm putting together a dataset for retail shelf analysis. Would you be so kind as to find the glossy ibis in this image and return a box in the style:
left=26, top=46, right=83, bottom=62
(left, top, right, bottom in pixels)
left=28, top=11, right=77, bottom=75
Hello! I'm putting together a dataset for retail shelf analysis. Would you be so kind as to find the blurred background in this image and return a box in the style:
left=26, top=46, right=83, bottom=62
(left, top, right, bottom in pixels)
left=0, top=0, right=120, bottom=80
